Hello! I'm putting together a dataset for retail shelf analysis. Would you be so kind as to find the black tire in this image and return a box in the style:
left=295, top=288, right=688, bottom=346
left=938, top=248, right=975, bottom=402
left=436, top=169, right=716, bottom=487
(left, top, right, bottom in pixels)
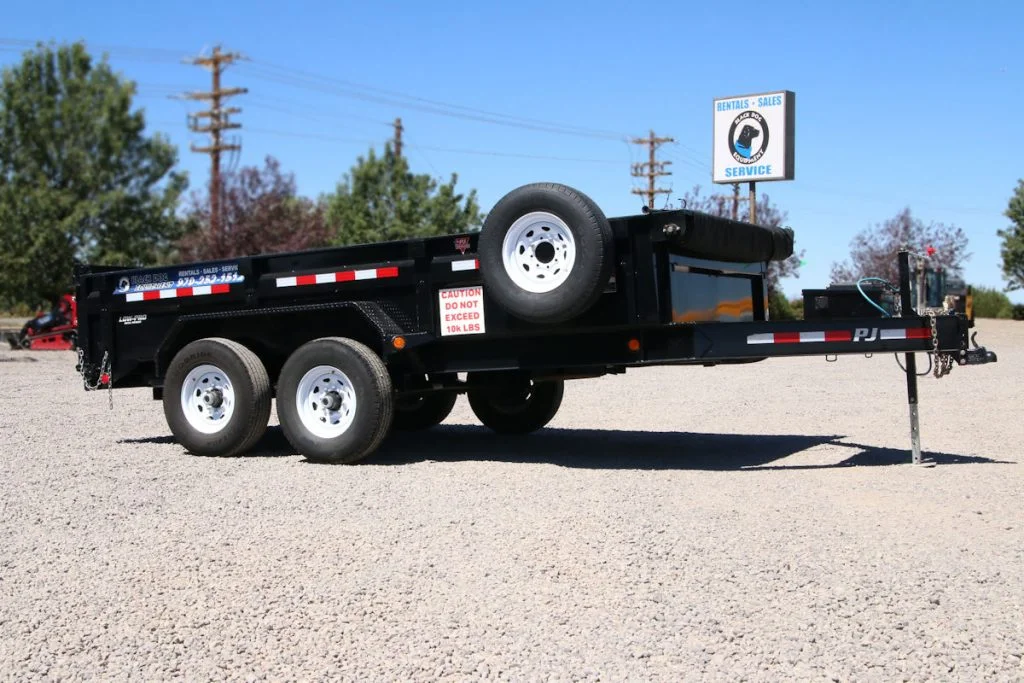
left=163, top=338, right=272, bottom=457
left=277, top=337, right=393, bottom=464
left=467, top=375, right=564, bottom=434
left=478, top=183, right=613, bottom=324
left=392, top=392, right=458, bottom=431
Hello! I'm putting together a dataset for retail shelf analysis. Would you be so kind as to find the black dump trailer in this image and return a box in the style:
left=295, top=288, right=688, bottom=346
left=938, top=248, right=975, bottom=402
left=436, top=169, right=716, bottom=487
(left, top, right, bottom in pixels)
left=74, top=183, right=996, bottom=464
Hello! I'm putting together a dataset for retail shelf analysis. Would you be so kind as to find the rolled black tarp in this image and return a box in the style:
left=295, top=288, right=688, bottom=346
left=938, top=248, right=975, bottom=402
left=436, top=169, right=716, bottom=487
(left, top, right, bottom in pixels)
left=663, top=211, right=795, bottom=263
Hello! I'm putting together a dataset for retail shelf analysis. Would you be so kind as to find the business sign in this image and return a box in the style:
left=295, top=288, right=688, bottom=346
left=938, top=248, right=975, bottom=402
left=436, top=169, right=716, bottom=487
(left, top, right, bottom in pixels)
left=113, top=261, right=245, bottom=295
left=713, top=90, right=795, bottom=183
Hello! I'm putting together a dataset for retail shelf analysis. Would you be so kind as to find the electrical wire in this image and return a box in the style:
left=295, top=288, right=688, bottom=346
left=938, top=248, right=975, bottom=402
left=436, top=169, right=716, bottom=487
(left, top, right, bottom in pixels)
left=405, top=141, right=623, bottom=165
left=243, top=59, right=631, bottom=141
left=895, top=353, right=933, bottom=376
left=855, top=277, right=898, bottom=317
left=0, top=38, right=187, bottom=63
left=854, top=274, right=933, bottom=375
left=148, top=117, right=625, bottom=165
left=240, top=64, right=630, bottom=141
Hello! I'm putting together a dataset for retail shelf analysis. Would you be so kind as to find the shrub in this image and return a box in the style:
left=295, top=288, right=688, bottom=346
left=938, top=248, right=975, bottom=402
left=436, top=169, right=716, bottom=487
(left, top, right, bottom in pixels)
left=971, top=286, right=1013, bottom=319
left=1012, top=304, right=1024, bottom=321
left=768, top=289, right=798, bottom=320
left=788, top=298, right=805, bottom=320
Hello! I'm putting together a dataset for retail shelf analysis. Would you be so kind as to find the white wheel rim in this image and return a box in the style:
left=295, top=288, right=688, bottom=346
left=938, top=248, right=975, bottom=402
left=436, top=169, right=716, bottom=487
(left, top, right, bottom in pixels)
left=501, top=211, right=577, bottom=294
left=180, top=364, right=235, bottom=434
left=295, top=365, right=357, bottom=439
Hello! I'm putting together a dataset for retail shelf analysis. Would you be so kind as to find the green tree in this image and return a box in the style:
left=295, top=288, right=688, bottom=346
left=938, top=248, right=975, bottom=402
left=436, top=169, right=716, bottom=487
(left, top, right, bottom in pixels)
left=324, top=144, right=482, bottom=245
left=970, top=286, right=1013, bottom=319
left=0, top=41, right=186, bottom=308
left=999, top=180, right=1024, bottom=291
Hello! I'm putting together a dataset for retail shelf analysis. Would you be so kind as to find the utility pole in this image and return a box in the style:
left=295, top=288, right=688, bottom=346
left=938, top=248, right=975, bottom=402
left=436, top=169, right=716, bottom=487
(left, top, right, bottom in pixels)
left=184, top=46, right=247, bottom=237
left=749, top=182, right=758, bottom=225
left=630, top=130, right=674, bottom=209
left=727, top=183, right=757, bottom=222
left=393, top=117, right=404, bottom=158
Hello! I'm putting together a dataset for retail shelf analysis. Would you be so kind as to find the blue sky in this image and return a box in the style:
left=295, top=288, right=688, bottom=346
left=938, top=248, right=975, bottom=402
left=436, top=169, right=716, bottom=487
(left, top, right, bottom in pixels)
left=3, top=0, right=1022, bottom=301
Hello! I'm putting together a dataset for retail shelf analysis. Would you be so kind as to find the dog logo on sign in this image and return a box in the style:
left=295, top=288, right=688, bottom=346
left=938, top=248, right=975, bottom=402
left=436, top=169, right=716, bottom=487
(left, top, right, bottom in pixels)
left=454, top=236, right=471, bottom=255
left=728, top=111, right=769, bottom=164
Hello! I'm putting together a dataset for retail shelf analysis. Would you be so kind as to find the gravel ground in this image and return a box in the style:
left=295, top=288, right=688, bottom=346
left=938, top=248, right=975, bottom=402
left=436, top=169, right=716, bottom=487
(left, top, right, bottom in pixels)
left=0, top=319, right=1021, bottom=681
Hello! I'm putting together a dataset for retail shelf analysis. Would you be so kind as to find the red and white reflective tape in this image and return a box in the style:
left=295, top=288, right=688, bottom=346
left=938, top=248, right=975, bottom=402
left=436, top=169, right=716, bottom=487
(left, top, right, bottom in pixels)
left=451, top=259, right=479, bottom=272
left=125, top=284, right=231, bottom=302
left=746, top=327, right=931, bottom=345
left=276, top=266, right=399, bottom=288
left=877, top=328, right=932, bottom=340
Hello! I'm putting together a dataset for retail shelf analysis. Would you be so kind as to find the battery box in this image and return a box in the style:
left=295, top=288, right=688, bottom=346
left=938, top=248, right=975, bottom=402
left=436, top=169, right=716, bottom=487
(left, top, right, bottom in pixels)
left=802, top=285, right=896, bottom=320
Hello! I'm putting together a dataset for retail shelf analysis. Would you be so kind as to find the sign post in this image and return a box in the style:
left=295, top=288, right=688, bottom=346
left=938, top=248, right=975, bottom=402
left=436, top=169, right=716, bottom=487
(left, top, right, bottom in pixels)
left=713, top=91, right=795, bottom=224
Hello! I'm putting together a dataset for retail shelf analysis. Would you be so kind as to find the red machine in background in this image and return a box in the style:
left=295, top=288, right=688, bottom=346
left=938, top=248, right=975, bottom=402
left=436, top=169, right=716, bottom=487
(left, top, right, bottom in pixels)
left=5, top=294, right=78, bottom=350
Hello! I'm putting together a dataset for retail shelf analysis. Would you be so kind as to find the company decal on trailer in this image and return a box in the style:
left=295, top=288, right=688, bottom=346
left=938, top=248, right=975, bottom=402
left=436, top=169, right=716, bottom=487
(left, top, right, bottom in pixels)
left=117, top=314, right=147, bottom=326
left=115, top=262, right=244, bottom=302
left=275, top=266, right=399, bottom=288
left=746, top=327, right=931, bottom=345
left=454, top=236, right=471, bottom=254
left=439, top=286, right=485, bottom=336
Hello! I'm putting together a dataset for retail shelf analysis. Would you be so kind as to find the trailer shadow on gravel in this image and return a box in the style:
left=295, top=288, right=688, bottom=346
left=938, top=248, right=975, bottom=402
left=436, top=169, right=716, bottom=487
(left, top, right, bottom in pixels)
left=367, top=425, right=1009, bottom=471
left=121, top=425, right=1010, bottom=469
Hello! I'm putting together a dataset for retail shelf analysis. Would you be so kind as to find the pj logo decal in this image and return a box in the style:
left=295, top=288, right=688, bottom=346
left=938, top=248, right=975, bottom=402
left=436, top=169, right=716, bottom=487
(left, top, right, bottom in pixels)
left=728, top=111, right=769, bottom=164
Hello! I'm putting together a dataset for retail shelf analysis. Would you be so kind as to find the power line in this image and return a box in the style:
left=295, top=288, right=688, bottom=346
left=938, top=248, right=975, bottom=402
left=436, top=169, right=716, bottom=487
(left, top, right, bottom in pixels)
left=238, top=127, right=378, bottom=146
left=245, top=60, right=630, bottom=140
left=407, top=141, right=623, bottom=165
left=138, top=90, right=393, bottom=130
left=151, top=120, right=379, bottom=146
left=150, top=118, right=625, bottom=163
left=238, top=61, right=631, bottom=142
left=2, top=37, right=637, bottom=144
left=0, top=38, right=187, bottom=63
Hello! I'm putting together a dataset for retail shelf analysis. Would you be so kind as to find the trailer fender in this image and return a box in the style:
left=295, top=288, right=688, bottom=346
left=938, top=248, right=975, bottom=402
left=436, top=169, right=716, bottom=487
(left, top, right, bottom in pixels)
left=153, top=301, right=412, bottom=382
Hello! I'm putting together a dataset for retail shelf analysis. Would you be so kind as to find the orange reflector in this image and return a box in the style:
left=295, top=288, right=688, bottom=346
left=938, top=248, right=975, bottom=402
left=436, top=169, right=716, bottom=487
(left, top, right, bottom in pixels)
left=627, top=338, right=641, bottom=352
left=392, top=336, right=407, bottom=350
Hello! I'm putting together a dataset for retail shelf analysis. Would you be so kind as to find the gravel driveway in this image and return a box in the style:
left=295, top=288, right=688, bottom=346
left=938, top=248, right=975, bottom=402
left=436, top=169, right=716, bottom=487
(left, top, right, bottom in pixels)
left=1, top=319, right=1021, bottom=680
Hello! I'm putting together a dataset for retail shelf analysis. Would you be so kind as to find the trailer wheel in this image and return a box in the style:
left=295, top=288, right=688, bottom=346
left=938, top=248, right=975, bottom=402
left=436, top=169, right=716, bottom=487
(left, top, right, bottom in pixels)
left=392, top=392, right=458, bottom=431
left=277, top=337, right=393, bottom=464
left=467, top=376, right=564, bottom=434
left=479, top=183, right=613, bottom=324
left=163, top=338, right=272, bottom=457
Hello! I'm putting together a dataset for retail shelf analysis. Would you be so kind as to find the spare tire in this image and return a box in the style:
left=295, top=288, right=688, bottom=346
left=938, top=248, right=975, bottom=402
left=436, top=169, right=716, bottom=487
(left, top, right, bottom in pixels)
left=478, top=183, right=613, bottom=324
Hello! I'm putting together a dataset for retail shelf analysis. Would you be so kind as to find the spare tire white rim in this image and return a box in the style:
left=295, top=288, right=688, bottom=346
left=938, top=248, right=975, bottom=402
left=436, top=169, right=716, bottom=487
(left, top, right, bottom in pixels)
left=180, top=364, right=235, bottom=434
left=296, top=365, right=357, bottom=439
left=501, top=211, right=577, bottom=294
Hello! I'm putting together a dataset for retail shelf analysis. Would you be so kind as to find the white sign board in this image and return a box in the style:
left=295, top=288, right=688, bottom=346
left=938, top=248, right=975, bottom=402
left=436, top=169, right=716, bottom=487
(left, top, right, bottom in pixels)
left=438, top=286, right=486, bottom=336
left=713, top=90, right=795, bottom=184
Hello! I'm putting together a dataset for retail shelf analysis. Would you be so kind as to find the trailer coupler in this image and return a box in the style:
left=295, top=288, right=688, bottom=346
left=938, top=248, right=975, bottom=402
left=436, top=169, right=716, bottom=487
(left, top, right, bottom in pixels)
left=961, top=332, right=997, bottom=366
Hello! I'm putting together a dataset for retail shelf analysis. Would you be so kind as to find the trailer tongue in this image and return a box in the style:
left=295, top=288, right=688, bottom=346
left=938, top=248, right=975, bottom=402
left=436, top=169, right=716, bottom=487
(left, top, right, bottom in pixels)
left=73, top=182, right=996, bottom=465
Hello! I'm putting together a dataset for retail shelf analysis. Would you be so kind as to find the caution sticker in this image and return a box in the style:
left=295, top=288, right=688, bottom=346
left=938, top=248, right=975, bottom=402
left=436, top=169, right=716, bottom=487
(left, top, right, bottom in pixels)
left=438, top=286, right=486, bottom=336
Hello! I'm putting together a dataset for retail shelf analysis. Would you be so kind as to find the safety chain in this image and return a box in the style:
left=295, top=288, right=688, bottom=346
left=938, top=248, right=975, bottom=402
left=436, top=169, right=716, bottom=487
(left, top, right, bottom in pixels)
left=77, top=349, right=114, bottom=408
left=106, top=356, right=113, bottom=410
left=928, top=313, right=954, bottom=379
